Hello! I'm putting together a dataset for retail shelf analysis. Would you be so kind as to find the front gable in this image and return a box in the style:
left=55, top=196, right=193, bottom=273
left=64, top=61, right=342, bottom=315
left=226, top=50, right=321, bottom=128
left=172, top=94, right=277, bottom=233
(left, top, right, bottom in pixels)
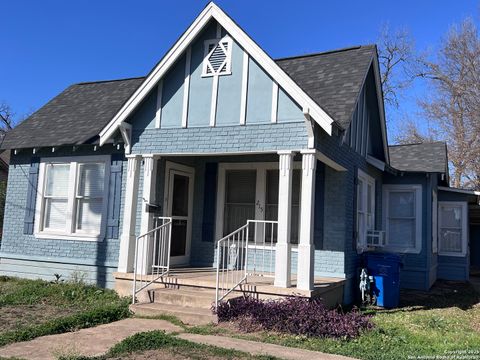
left=130, top=20, right=305, bottom=131
left=99, top=2, right=334, bottom=151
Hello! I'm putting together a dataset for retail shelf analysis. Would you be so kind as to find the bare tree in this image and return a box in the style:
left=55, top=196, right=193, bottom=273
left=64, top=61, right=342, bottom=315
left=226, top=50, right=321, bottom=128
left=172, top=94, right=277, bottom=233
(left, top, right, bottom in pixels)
left=377, top=25, right=424, bottom=110
left=394, top=118, right=436, bottom=145
left=0, top=103, right=14, bottom=135
left=419, top=18, right=480, bottom=188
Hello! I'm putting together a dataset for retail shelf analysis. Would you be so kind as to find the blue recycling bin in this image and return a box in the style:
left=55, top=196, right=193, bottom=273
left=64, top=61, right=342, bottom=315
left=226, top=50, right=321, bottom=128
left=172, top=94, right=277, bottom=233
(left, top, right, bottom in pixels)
left=365, top=252, right=402, bottom=308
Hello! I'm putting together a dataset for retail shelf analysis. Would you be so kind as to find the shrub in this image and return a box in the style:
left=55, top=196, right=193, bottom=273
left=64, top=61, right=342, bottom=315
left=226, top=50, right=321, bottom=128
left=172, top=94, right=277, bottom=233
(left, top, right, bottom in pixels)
left=215, top=296, right=373, bottom=339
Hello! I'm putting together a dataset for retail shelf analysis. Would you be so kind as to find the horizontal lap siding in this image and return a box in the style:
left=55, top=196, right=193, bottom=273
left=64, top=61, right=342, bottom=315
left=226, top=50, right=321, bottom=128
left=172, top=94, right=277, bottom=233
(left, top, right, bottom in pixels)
left=0, top=257, right=116, bottom=288
left=437, top=255, right=469, bottom=281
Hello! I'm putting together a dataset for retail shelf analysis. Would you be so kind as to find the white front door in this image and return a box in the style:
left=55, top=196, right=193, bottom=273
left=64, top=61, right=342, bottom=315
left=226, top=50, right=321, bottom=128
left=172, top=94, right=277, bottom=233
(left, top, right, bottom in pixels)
left=164, top=161, right=195, bottom=266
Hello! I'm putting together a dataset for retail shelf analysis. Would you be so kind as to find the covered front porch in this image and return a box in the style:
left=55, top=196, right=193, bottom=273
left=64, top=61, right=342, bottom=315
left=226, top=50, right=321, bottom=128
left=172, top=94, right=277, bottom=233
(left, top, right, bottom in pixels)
left=115, top=150, right=348, bottom=304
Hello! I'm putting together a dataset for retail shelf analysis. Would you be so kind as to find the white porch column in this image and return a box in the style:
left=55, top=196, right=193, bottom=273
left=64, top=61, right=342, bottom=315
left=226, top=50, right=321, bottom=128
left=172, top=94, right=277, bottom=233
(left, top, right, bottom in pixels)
left=136, top=154, right=159, bottom=275
left=118, top=155, right=141, bottom=273
left=274, top=151, right=294, bottom=288
left=297, top=149, right=317, bottom=291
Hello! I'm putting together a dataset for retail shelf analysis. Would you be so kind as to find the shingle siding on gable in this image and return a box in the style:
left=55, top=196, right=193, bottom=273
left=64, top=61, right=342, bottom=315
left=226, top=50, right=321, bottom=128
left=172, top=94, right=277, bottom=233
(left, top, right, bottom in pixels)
left=130, top=122, right=309, bottom=154
left=0, top=146, right=125, bottom=287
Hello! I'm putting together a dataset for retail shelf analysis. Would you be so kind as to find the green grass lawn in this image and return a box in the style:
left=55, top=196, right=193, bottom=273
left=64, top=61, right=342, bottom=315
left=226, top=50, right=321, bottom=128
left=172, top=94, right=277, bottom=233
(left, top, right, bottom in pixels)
left=59, top=330, right=276, bottom=360
left=0, top=275, right=130, bottom=347
left=189, top=281, right=480, bottom=360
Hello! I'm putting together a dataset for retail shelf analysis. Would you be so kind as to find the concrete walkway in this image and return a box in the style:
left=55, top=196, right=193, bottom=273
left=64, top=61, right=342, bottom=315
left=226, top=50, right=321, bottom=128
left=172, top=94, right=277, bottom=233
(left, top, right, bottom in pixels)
left=179, top=333, right=356, bottom=360
left=0, top=318, right=356, bottom=360
left=0, top=318, right=182, bottom=360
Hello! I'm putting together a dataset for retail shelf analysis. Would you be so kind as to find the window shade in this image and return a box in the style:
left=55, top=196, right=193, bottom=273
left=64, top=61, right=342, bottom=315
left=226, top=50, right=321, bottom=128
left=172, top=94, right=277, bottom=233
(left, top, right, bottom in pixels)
left=388, top=219, right=415, bottom=247
left=439, top=204, right=464, bottom=254
left=46, top=164, right=69, bottom=197
left=76, top=162, right=105, bottom=234
left=389, top=191, right=414, bottom=218
left=77, top=163, right=105, bottom=197
left=44, top=198, right=68, bottom=230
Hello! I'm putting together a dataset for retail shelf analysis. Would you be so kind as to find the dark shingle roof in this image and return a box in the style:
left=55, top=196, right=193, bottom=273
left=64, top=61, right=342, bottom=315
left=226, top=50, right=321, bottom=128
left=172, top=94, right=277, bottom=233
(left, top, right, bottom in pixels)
left=389, top=142, right=448, bottom=173
left=1, top=77, right=145, bottom=149
left=3, top=45, right=376, bottom=150
left=275, top=45, right=376, bottom=129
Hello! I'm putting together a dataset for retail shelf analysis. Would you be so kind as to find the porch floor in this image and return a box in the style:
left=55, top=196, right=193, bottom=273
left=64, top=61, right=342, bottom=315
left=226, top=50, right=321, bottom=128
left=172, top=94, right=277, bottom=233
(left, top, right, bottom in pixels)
left=114, top=267, right=345, bottom=299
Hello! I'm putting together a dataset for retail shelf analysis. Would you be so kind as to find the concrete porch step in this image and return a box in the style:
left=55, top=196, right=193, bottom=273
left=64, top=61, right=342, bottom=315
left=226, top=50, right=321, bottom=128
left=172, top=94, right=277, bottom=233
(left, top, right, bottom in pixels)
left=130, top=302, right=217, bottom=326
left=149, top=287, right=216, bottom=309
left=148, top=286, right=241, bottom=309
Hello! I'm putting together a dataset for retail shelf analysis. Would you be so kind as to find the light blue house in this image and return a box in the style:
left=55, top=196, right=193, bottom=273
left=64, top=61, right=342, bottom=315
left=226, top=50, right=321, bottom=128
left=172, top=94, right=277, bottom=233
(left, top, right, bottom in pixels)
left=0, top=3, right=477, bottom=308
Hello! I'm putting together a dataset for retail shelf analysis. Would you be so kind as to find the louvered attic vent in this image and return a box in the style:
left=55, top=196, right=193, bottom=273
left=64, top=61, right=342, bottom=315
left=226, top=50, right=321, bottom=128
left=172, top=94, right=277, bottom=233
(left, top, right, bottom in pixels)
left=202, top=37, right=233, bottom=77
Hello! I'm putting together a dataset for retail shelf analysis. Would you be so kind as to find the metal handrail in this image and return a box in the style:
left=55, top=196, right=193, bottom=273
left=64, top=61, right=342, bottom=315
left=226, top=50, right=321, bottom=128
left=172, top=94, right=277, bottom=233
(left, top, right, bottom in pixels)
left=214, top=220, right=278, bottom=309
left=132, top=216, right=172, bottom=304
left=246, top=220, right=278, bottom=278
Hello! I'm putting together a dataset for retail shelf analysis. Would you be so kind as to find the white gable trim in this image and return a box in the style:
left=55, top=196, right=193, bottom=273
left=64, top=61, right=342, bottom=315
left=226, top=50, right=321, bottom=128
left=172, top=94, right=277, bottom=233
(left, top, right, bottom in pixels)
left=371, top=55, right=390, bottom=163
left=99, top=2, right=334, bottom=146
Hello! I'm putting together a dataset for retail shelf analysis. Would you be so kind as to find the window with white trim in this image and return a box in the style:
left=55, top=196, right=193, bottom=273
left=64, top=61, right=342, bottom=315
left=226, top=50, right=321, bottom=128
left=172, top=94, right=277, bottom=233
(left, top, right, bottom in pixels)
left=357, top=170, right=375, bottom=252
left=383, top=185, right=422, bottom=253
left=438, top=202, right=468, bottom=257
left=202, top=37, right=232, bottom=77
left=35, top=156, right=110, bottom=240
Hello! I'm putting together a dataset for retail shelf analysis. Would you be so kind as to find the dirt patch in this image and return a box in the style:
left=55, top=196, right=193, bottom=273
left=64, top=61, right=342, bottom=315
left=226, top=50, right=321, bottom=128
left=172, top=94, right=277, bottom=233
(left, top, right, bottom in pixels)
left=0, top=304, right=76, bottom=332
left=472, top=303, right=480, bottom=332
left=399, top=280, right=480, bottom=310
left=111, top=349, right=243, bottom=360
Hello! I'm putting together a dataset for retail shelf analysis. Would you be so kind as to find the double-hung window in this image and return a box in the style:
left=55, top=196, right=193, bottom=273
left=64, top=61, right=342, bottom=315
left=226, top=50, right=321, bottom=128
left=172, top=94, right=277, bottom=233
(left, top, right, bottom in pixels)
left=36, top=156, right=110, bottom=241
left=438, top=202, right=468, bottom=257
left=356, top=170, right=375, bottom=252
left=383, top=185, right=422, bottom=253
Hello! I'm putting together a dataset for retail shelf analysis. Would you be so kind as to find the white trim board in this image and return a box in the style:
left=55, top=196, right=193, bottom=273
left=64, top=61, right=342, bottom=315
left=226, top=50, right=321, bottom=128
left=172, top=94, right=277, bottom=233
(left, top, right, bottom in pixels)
left=438, top=186, right=480, bottom=196
left=98, top=2, right=334, bottom=147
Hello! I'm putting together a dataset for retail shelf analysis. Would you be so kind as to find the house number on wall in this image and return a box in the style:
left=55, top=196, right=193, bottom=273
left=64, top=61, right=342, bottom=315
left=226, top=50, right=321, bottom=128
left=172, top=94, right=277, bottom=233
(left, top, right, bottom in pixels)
left=256, top=200, right=264, bottom=213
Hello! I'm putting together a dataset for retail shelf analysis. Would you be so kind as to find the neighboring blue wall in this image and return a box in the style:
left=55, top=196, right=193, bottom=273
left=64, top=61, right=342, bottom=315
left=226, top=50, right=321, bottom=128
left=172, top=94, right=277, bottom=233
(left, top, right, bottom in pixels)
left=0, top=146, right=125, bottom=288
left=382, top=172, right=431, bottom=291
left=471, top=225, right=480, bottom=269
left=437, top=189, right=471, bottom=281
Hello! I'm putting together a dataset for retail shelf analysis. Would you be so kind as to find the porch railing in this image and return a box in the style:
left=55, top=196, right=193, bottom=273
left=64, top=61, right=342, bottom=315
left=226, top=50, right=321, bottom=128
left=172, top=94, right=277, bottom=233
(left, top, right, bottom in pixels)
left=215, top=219, right=278, bottom=309
left=132, top=216, right=172, bottom=304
